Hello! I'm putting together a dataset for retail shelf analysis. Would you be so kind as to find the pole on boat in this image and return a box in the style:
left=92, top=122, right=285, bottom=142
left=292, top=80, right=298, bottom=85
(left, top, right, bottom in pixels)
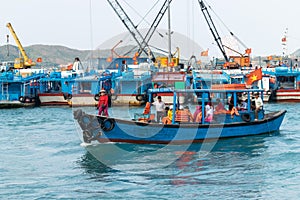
left=172, top=91, right=176, bottom=124
left=167, top=0, right=172, bottom=70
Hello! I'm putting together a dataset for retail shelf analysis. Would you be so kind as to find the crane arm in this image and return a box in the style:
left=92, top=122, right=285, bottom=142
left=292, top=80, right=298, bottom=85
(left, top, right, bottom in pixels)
left=6, top=23, right=29, bottom=62
left=137, top=0, right=173, bottom=58
left=106, top=0, right=150, bottom=57
left=6, top=23, right=35, bottom=67
left=198, top=0, right=228, bottom=62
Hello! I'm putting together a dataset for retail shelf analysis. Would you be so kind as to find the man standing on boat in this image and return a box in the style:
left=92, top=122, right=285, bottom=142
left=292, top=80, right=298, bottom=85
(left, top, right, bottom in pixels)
left=253, top=93, right=263, bottom=120
left=98, top=89, right=109, bottom=117
left=152, top=96, right=165, bottom=123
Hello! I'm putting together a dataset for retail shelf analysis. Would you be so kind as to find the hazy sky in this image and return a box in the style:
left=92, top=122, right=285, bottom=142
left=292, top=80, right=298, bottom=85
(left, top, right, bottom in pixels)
left=1, top=0, right=299, bottom=58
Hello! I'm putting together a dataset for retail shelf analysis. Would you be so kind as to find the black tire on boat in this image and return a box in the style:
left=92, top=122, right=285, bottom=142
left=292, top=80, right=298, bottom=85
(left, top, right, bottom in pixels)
left=111, top=94, right=118, bottom=100
left=78, top=114, right=92, bottom=129
left=136, top=94, right=144, bottom=101
left=19, top=96, right=25, bottom=103
left=24, top=96, right=31, bottom=103
left=101, top=118, right=115, bottom=132
left=241, top=113, right=251, bottom=122
left=94, top=94, right=100, bottom=101
left=67, top=94, right=72, bottom=100
left=83, top=130, right=93, bottom=143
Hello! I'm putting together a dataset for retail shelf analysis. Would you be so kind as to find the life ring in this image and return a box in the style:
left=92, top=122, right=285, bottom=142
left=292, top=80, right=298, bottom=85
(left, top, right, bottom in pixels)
left=101, top=118, right=115, bottom=132
left=19, top=96, right=25, bottom=103
left=24, top=96, right=31, bottom=103
left=136, top=94, right=144, bottom=101
left=67, top=94, right=72, bottom=99
left=78, top=114, right=92, bottom=129
left=241, top=113, right=251, bottom=122
left=30, top=97, right=36, bottom=103
left=94, top=94, right=100, bottom=101
left=82, top=130, right=93, bottom=143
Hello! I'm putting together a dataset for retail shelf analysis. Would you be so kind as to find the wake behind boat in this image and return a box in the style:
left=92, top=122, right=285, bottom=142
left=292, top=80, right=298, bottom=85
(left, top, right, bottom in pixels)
left=73, top=88, right=286, bottom=144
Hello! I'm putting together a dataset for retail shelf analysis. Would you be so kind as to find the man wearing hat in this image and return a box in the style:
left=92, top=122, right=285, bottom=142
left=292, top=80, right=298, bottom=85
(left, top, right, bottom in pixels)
left=98, top=89, right=109, bottom=117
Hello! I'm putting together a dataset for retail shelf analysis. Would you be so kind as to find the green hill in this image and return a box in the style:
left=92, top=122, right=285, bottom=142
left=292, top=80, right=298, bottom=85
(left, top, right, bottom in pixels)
left=0, top=44, right=98, bottom=68
left=0, top=44, right=145, bottom=68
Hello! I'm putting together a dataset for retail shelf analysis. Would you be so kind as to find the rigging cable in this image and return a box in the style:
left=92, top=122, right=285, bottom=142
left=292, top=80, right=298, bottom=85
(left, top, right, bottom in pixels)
left=203, top=0, right=248, bottom=49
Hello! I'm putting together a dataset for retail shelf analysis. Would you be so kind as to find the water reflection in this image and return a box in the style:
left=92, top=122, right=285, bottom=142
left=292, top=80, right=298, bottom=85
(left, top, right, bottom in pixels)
left=78, top=134, right=273, bottom=175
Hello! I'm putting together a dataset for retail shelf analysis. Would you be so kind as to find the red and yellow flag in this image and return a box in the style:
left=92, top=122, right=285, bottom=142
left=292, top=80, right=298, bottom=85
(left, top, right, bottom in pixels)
left=36, top=57, right=42, bottom=63
left=200, top=49, right=208, bottom=56
left=246, top=68, right=262, bottom=85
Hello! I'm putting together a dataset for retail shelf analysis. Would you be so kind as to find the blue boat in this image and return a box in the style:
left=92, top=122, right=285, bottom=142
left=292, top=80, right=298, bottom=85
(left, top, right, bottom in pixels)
left=262, top=65, right=300, bottom=102
left=0, top=67, right=46, bottom=108
left=110, top=62, right=155, bottom=106
left=73, top=88, right=286, bottom=144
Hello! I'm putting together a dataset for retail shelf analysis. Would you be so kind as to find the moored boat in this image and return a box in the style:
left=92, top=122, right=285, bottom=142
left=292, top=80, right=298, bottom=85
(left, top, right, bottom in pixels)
left=73, top=88, right=286, bottom=144
left=262, top=66, right=300, bottom=102
left=0, top=68, right=45, bottom=108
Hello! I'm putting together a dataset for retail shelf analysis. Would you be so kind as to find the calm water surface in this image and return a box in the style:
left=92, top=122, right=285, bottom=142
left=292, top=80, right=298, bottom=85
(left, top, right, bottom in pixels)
left=0, top=103, right=299, bottom=199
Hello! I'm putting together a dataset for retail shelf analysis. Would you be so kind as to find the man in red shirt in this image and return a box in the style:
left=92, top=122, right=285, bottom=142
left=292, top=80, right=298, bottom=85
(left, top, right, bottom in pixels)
left=98, top=90, right=109, bottom=116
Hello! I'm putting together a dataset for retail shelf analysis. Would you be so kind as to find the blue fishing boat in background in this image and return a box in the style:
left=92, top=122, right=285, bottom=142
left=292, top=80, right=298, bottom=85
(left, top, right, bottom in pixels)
left=0, top=66, right=46, bottom=108
left=262, top=65, right=300, bottom=102
left=74, top=88, right=286, bottom=144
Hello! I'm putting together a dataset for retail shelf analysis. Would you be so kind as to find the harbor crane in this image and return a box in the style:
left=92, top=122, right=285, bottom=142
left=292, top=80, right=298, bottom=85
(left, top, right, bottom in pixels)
left=198, top=0, right=251, bottom=68
left=106, top=0, right=172, bottom=60
left=6, top=22, right=36, bottom=69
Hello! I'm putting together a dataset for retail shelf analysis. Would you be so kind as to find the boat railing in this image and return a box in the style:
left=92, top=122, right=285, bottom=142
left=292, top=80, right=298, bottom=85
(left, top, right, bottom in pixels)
left=144, top=88, right=264, bottom=124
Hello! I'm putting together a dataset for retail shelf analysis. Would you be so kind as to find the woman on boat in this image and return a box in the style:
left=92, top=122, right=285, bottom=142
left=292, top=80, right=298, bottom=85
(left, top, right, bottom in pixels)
left=98, top=89, right=109, bottom=117
left=162, top=106, right=173, bottom=124
left=193, top=105, right=202, bottom=122
left=214, top=98, right=226, bottom=114
left=205, top=103, right=214, bottom=122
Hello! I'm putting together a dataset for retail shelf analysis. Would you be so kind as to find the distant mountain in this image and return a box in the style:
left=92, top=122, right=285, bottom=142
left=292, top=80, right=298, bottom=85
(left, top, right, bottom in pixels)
left=0, top=44, right=100, bottom=68
left=0, top=44, right=156, bottom=68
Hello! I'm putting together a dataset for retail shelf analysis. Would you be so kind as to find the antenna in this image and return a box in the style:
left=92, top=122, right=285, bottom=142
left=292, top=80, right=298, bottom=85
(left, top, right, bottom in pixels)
left=282, top=28, right=288, bottom=58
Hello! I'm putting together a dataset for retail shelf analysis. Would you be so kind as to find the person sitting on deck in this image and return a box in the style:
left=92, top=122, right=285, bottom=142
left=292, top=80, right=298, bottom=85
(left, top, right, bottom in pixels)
left=238, top=99, right=248, bottom=111
left=175, top=106, right=194, bottom=122
left=228, top=95, right=234, bottom=111
left=193, top=105, right=202, bottom=122
left=214, top=98, right=227, bottom=114
left=162, top=106, right=173, bottom=124
left=205, top=103, right=214, bottom=122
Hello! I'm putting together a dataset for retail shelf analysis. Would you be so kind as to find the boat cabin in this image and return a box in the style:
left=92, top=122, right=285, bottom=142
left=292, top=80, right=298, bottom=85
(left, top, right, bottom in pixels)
left=146, top=88, right=264, bottom=124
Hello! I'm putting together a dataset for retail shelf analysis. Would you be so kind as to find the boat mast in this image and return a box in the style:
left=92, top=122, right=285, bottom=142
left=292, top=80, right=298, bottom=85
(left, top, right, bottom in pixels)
left=167, top=0, right=172, bottom=66
left=282, top=28, right=288, bottom=59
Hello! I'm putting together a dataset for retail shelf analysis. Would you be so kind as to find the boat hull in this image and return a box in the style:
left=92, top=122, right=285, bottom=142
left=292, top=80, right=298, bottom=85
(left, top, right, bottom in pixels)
left=0, top=100, right=35, bottom=109
left=38, top=93, right=68, bottom=106
left=74, top=109, right=286, bottom=144
left=68, top=94, right=97, bottom=107
left=272, top=89, right=300, bottom=102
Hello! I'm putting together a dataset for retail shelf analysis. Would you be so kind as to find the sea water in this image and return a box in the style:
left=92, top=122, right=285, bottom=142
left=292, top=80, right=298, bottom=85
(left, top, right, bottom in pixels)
left=0, top=103, right=299, bottom=199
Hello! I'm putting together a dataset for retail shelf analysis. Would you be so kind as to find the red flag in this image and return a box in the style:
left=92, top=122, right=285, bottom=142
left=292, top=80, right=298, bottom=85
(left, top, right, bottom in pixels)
left=36, top=57, right=42, bottom=62
left=246, top=68, right=262, bottom=85
left=245, top=48, right=252, bottom=54
left=282, top=37, right=286, bottom=42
